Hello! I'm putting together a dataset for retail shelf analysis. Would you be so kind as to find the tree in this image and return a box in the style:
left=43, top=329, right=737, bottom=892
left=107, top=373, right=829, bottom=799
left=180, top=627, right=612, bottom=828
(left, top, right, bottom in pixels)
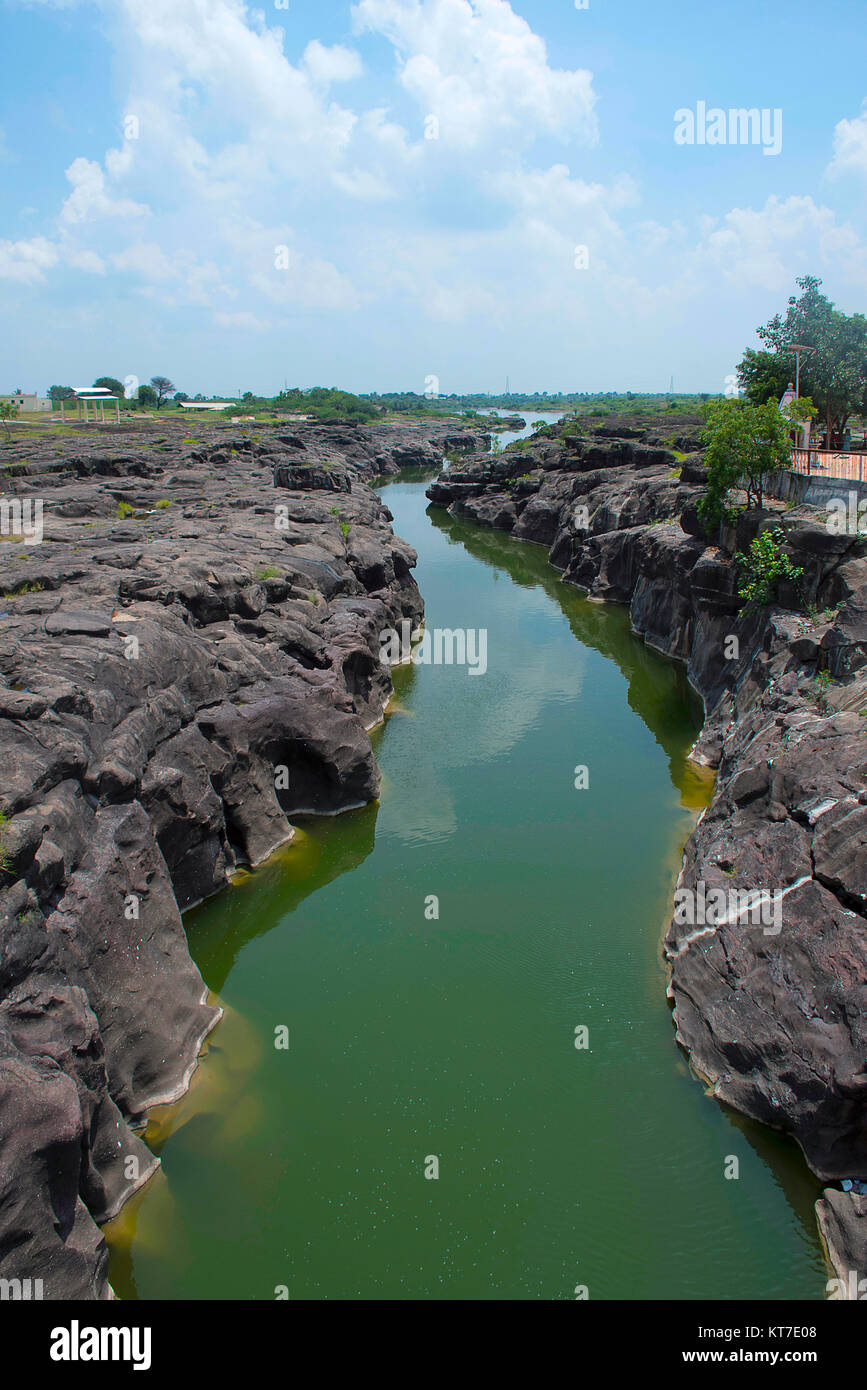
left=736, top=349, right=791, bottom=406
left=751, top=275, right=867, bottom=442
left=48, top=385, right=75, bottom=403
left=173, top=392, right=190, bottom=403
left=150, top=376, right=176, bottom=409
left=137, top=384, right=158, bottom=409
left=93, top=376, right=124, bottom=397
left=697, top=398, right=791, bottom=534
left=0, top=400, right=20, bottom=441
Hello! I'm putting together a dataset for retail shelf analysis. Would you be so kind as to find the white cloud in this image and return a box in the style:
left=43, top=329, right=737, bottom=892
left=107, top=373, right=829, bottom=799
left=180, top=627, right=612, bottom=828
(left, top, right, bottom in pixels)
left=67, top=248, right=106, bottom=274
left=688, top=195, right=867, bottom=292
left=251, top=257, right=362, bottom=312
left=303, top=40, right=363, bottom=86
left=111, top=241, right=177, bottom=281
left=332, top=168, right=396, bottom=200
left=61, top=157, right=149, bottom=224
left=828, top=101, right=867, bottom=179
left=352, top=0, right=597, bottom=150
left=0, top=236, right=59, bottom=284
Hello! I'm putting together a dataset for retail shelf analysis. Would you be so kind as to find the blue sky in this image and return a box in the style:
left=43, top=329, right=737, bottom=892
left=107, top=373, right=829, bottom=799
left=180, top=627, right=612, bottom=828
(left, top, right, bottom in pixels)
left=2, top=0, right=866, bottom=396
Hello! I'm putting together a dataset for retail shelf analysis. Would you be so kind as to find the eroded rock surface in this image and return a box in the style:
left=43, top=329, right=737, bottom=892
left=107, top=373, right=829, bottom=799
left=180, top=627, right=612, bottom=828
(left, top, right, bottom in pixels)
left=0, top=416, right=478, bottom=1298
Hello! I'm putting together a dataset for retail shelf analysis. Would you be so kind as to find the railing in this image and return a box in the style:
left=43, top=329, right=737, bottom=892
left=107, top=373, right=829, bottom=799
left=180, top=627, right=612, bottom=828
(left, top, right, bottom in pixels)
left=791, top=448, right=867, bottom=482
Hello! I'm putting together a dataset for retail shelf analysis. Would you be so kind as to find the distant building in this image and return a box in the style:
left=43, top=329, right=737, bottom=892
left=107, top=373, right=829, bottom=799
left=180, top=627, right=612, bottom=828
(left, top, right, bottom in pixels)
left=0, top=392, right=51, bottom=412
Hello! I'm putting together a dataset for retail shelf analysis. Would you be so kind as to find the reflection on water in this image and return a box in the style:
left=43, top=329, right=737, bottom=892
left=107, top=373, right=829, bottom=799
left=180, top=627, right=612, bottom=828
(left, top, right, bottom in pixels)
left=426, top=505, right=714, bottom=809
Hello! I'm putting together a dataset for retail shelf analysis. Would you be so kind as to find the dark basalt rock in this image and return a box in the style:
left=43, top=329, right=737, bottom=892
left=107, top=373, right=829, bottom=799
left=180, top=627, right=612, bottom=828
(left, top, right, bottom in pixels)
left=0, top=983, right=155, bottom=1300
left=0, top=415, right=480, bottom=1298
left=273, top=461, right=352, bottom=492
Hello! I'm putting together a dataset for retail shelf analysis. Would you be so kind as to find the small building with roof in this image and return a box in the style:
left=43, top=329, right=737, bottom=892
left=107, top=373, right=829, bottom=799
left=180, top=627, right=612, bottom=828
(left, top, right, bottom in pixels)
left=64, top=387, right=121, bottom=424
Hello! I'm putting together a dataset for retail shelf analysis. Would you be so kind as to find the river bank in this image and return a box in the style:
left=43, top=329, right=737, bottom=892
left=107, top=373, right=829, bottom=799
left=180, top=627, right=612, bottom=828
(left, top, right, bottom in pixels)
left=427, top=421, right=867, bottom=1290
left=105, top=471, right=826, bottom=1301
left=1, top=411, right=859, bottom=1299
left=0, top=417, right=484, bottom=1299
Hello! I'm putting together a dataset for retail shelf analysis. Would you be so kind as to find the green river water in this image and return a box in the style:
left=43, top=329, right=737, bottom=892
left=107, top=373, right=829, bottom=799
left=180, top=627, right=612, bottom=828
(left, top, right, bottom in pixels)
left=106, top=460, right=826, bottom=1301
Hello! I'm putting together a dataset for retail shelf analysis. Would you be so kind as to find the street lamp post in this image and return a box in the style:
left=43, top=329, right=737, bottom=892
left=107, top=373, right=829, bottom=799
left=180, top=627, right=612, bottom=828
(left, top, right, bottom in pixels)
left=783, top=342, right=815, bottom=398
left=782, top=343, right=816, bottom=469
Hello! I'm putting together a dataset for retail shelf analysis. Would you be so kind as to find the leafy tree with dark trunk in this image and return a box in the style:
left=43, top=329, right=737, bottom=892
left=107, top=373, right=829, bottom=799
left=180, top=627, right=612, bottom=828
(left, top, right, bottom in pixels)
left=697, top=397, right=791, bottom=535
left=48, top=385, right=75, bottom=403
left=748, top=276, right=867, bottom=444
left=136, top=384, right=158, bottom=409
left=150, top=376, right=176, bottom=409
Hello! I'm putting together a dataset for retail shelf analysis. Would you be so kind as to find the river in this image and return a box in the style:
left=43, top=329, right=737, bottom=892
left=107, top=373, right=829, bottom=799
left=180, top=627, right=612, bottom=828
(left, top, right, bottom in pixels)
left=105, top=458, right=826, bottom=1300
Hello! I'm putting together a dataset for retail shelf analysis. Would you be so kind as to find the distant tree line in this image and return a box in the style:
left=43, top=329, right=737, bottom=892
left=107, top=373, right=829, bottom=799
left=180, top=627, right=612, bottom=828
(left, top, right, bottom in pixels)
left=363, top=390, right=713, bottom=416
left=48, top=376, right=179, bottom=409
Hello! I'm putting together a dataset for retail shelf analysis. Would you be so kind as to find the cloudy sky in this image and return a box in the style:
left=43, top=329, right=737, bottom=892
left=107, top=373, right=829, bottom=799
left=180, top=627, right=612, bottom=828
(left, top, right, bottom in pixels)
left=2, top=0, right=866, bottom=397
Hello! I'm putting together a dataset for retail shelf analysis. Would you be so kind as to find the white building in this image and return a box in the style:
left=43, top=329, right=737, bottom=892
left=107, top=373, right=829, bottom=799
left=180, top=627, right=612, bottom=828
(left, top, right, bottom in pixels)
left=0, top=392, right=51, bottom=412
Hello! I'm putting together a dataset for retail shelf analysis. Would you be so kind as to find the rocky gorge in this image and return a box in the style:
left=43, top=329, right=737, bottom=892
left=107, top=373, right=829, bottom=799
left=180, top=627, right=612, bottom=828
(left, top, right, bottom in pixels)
left=1, top=405, right=864, bottom=1302
left=427, top=420, right=867, bottom=1294
left=0, top=416, right=485, bottom=1300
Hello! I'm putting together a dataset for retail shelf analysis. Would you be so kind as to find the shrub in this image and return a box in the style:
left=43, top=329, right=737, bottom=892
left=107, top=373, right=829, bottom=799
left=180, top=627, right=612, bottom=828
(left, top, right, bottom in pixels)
left=735, top=527, right=803, bottom=608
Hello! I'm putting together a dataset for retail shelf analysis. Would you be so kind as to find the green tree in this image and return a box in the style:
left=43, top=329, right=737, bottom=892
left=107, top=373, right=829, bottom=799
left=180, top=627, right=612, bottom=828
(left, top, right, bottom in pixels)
left=754, top=275, right=867, bottom=441
left=698, top=398, right=791, bottom=534
left=93, top=376, right=124, bottom=397
left=48, top=384, right=75, bottom=403
left=736, top=348, right=792, bottom=406
left=137, top=384, right=158, bottom=409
